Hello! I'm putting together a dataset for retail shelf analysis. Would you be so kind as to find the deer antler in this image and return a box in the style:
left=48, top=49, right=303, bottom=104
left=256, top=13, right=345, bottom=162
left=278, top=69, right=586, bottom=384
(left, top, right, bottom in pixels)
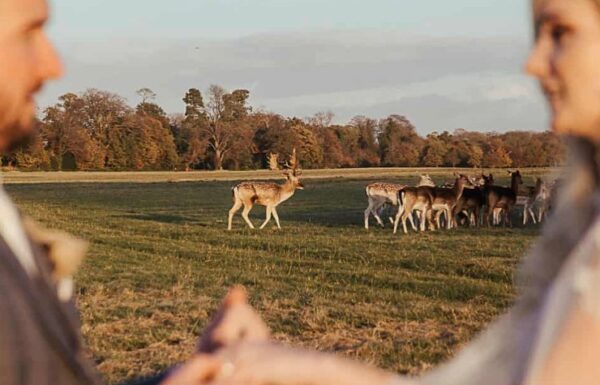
left=284, top=148, right=301, bottom=175
left=268, top=153, right=280, bottom=171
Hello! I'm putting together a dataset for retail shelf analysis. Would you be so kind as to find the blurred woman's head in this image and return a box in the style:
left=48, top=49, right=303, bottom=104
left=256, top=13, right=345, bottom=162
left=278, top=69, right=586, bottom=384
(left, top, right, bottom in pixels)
left=527, top=0, right=600, bottom=140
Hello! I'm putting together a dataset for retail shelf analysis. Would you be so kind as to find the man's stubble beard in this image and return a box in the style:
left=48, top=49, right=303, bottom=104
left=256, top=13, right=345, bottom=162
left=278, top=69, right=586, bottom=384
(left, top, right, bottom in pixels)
left=0, top=112, right=38, bottom=154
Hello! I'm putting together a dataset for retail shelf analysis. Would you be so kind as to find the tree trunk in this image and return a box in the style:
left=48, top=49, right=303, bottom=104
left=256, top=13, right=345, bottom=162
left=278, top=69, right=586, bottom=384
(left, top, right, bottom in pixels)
left=214, top=149, right=223, bottom=170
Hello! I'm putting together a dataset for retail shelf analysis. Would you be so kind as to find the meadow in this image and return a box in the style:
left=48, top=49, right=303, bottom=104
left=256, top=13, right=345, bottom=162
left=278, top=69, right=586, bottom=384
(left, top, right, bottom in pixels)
left=5, top=168, right=550, bottom=384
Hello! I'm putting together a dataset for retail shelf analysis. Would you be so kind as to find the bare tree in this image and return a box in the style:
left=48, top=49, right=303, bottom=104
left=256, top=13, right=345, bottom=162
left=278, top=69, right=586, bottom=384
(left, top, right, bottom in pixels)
left=136, top=88, right=157, bottom=104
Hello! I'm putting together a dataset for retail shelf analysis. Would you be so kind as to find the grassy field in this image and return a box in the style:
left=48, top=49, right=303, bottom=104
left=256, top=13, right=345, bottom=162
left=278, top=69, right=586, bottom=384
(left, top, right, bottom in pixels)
left=5, top=169, right=545, bottom=384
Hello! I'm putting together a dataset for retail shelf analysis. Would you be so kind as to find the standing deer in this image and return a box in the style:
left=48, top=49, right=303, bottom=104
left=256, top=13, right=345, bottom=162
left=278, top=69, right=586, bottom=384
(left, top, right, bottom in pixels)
left=523, top=178, right=551, bottom=225
left=227, top=150, right=304, bottom=230
left=453, top=175, right=486, bottom=227
left=485, top=170, right=523, bottom=227
left=392, top=185, right=434, bottom=234
left=364, top=174, right=435, bottom=229
left=430, top=174, right=474, bottom=229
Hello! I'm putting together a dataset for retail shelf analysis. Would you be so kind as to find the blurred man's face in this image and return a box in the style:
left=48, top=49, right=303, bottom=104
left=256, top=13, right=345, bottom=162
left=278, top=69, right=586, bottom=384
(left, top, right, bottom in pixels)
left=0, top=0, right=62, bottom=152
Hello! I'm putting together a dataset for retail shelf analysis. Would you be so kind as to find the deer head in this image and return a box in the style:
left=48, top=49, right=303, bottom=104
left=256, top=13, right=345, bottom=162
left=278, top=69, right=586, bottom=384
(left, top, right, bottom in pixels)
left=469, top=175, right=485, bottom=187
left=456, top=174, right=474, bottom=188
left=269, top=149, right=304, bottom=190
left=482, top=173, right=494, bottom=186
left=418, top=174, right=436, bottom=187
left=510, top=170, right=523, bottom=185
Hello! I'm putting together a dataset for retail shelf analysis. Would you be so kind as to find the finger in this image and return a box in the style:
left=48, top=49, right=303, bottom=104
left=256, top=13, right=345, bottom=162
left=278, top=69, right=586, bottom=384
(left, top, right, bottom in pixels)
left=222, top=286, right=248, bottom=308
left=161, top=355, right=222, bottom=385
left=197, top=287, right=257, bottom=353
left=215, top=303, right=270, bottom=340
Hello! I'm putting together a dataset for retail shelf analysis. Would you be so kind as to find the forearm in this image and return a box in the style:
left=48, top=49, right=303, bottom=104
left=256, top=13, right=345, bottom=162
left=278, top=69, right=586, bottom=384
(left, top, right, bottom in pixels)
left=308, top=353, right=413, bottom=385
left=120, top=372, right=169, bottom=385
left=222, top=343, right=416, bottom=385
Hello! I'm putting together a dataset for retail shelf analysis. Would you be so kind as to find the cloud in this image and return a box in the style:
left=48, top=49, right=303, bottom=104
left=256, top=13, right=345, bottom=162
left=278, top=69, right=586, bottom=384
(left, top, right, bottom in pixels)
left=38, top=29, right=547, bottom=134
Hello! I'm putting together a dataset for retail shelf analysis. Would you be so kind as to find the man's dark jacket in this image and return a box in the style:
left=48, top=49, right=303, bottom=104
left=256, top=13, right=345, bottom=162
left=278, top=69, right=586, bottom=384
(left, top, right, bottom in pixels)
left=0, top=223, right=102, bottom=385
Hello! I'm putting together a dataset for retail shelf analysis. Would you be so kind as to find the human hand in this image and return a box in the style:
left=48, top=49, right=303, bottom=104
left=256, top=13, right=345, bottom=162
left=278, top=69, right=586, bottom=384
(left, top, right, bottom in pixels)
left=197, top=286, right=270, bottom=353
left=207, top=342, right=405, bottom=385
left=158, top=354, right=222, bottom=385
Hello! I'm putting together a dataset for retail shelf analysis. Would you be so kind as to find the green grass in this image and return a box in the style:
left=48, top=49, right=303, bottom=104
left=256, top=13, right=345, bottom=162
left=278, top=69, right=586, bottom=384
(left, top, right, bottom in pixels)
left=6, top=170, right=542, bottom=383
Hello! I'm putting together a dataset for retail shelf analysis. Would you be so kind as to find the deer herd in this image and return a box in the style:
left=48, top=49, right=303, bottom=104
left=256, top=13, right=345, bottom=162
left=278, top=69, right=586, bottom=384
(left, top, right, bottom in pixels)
left=227, top=150, right=558, bottom=232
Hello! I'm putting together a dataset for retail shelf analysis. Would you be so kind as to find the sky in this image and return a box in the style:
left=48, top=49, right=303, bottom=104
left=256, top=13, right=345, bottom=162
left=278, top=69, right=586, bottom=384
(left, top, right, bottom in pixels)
left=40, top=0, right=549, bottom=134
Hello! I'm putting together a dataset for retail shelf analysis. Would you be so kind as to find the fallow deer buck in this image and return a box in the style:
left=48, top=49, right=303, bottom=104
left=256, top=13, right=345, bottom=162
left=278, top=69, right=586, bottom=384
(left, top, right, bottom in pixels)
left=227, top=150, right=304, bottom=230
left=364, top=174, right=435, bottom=229
left=485, top=170, right=523, bottom=227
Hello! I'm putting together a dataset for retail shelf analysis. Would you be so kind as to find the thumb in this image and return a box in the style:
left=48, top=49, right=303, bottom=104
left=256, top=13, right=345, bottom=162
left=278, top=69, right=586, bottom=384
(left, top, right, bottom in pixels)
left=222, top=286, right=248, bottom=308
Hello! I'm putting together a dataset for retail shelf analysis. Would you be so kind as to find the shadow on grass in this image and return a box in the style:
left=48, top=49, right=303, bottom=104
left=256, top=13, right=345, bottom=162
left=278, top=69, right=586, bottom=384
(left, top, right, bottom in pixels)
left=118, top=213, right=208, bottom=226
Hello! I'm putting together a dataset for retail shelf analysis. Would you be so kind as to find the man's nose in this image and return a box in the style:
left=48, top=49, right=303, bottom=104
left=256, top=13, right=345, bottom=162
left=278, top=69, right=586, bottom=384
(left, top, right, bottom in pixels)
left=38, top=33, right=64, bottom=81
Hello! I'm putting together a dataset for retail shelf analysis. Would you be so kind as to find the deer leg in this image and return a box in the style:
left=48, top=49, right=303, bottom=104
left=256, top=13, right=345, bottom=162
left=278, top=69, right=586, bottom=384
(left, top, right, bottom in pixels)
left=411, top=211, right=419, bottom=231
left=421, top=208, right=433, bottom=231
left=228, top=200, right=243, bottom=230
left=272, top=207, right=282, bottom=229
left=529, top=207, right=537, bottom=224
left=389, top=204, right=397, bottom=225
left=408, top=210, right=418, bottom=232
left=241, top=204, right=255, bottom=229
left=260, top=206, right=273, bottom=229
left=364, top=201, right=373, bottom=230
left=403, top=211, right=411, bottom=234
left=372, top=203, right=386, bottom=228
left=394, top=206, right=408, bottom=234
left=393, top=206, right=403, bottom=234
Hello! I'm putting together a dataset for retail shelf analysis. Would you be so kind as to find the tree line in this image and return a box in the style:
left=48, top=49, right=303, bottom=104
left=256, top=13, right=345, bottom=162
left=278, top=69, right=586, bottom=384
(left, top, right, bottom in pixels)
left=8, top=86, right=566, bottom=171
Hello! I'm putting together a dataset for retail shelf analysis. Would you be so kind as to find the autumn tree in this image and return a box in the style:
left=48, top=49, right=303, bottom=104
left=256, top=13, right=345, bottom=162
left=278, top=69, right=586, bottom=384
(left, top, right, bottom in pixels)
left=107, top=114, right=178, bottom=170
left=203, top=85, right=251, bottom=170
left=378, top=115, right=423, bottom=167
left=42, top=93, right=106, bottom=170
left=171, top=88, right=207, bottom=169
left=77, top=89, right=130, bottom=160
left=349, top=116, right=380, bottom=167
left=10, top=120, right=51, bottom=170
left=421, top=133, right=447, bottom=167
left=483, top=137, right=513, bottom=168
left=289, top=119, right=323, bottom=168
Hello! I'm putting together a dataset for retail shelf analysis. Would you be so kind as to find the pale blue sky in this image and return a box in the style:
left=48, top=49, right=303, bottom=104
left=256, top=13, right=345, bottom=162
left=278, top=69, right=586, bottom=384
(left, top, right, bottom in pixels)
left=41, top=1, right=547, bottom=133
left=48, top=0, right=530, bottom=39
